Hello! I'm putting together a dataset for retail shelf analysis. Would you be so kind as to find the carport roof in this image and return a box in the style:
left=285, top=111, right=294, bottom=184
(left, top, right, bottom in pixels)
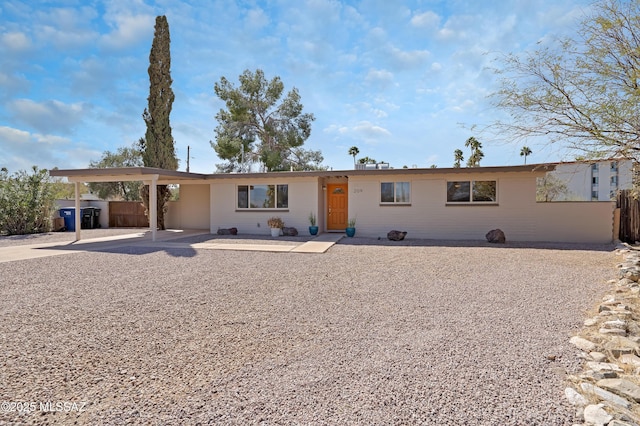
left=49, top=167, right=208, bottom=184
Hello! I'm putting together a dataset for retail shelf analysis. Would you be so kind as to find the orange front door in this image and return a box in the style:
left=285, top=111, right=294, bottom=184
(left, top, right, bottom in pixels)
left=327, top=183, right=348, bottom=230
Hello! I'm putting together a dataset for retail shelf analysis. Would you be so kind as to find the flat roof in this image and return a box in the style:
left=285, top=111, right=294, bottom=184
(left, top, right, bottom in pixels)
left=49, top=163, right=556, bottom=183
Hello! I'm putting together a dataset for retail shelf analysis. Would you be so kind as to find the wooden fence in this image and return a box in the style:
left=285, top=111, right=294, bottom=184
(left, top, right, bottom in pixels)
left=617, top=189, right=640, bottom=243
left=108, top=201, right=149, bottom=228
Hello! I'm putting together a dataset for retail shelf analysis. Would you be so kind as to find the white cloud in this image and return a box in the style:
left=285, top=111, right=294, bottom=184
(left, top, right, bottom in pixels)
left=410, top=11, right=440, bottom=29
left=100, top=13, right=154, bottom=50
left=0, top=126, right=31, bottom=144
left=0, top=32, right=32, bottom=52
left=39, top=25, right=97, bottom=50
left=353, top=121, right=392, bottom=139
left=8, top=99, right=88, bottom=135
left=324, top=124, right=349, bottom=134
left=385, top=45, right=429, bottom=69
left=245, top=7, right=270, bottom=30
left=0, top=126, right=75, bottom=172
left=365, top=68, right=394, bottom=88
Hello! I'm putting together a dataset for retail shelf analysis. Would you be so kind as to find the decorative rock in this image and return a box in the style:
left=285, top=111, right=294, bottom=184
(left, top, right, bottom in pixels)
left=619, top=267, right=640, bottom=282
left=589, top=352, right=608, bottom=362
left=217, top=227, right=238, bottom=235
left=619, top=354, right=640, bottom=368
left=565, top=387, right=588, bottom=406
left=609, top=420, right=635, bottom=426
left=281, top=227, right=298, bottom=236
left=618, top=278, right=635, bottom=286
left=596, top=379, right=640, bottom=403
left=604, top=336, right=640, bottom=357
left=586, top=362, right=624, bottom=373
left=583, top=404, right=613, bottom=426
left=581, top=384, right=631, bottom=409
left=570, top=336, right=597, bottom=352
left=387, top=230, right=407, bottom=241
left=485, top=228, right=505, bottom=243
left=603, top=319, right=627, bottom=330
left=584, top=318, right=599, bottom=326
left=581, top=369, right=617, bottom=380
left=600, top=328, right=627, bottom=336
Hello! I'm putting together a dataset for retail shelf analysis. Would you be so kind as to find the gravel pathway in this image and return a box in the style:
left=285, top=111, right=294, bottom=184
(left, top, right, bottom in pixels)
left=0, top=234, right=616, bottom=425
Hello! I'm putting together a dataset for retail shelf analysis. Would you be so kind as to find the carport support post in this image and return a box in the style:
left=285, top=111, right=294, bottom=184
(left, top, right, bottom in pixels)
left=149, top=178, right=157, bottom=242
left=74, top=182, right=81, bottom=241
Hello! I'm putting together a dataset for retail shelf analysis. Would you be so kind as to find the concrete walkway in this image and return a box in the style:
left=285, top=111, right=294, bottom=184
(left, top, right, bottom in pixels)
left=0, top=231, right=344, bottom=263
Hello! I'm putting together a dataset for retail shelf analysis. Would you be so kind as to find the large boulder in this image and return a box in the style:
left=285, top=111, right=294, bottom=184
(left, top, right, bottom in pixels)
left=387, top=230, right=407, bottom=241
left=282, top=227, right=298, bottom=236
left=217, top=227, right=238, bottom=235
left=486, top=229, right=506, bottom=243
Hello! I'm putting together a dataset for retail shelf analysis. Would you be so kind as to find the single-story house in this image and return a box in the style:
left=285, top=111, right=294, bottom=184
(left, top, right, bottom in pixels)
left=50, top=163, right=616, bottom=244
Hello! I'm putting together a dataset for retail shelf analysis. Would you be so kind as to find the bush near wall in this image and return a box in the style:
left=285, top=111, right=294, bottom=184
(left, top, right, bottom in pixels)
left=0, top=166, right=58, bottom=235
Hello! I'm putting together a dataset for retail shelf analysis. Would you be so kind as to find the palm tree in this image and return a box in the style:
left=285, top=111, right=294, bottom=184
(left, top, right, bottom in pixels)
left=465, top=136, right=480, bottom=152
left=467, top=150, right=484, bottom=167
left=348, top=146, right=359, bottom=166
left=464, top=137, right=483, bottom=167
left=520, top=146, right=532, bottom=164
left=453, top=149, right=464, bottom=168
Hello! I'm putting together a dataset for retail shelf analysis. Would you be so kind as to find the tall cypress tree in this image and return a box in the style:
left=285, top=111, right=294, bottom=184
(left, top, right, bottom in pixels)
left=140, top=15, right=177, bottom=230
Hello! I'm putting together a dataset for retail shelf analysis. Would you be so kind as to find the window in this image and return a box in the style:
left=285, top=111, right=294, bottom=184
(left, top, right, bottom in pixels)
left=237, top=184, right=288, bottom=209
left=592, top=163, right=599, bottom=172
left=591, top=190, right=599, bottom=200
left=611, top=161, right=618, bottom=172
left=611, top=175, right=618, bottom=186
left=380, top=182, right=410, bottom=204
left=447, top=180, right=497, bottom=203
left=592, top=176, right=599, bottom=185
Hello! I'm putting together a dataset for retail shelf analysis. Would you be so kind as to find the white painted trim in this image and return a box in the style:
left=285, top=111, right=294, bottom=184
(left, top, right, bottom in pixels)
left=74, top=182, right=81, bottom=241
left=149, top=178, right=157, bottom=242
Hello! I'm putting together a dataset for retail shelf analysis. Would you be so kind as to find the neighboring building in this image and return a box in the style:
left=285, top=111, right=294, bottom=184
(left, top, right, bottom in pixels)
left=544, top=158, right=634, bottom=201
left=51, top=163, right=616, bottom=244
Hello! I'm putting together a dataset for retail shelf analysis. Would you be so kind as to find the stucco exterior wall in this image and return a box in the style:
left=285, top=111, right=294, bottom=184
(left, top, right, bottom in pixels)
left=209, top=176, right=319, bottom=235
left=166, top=184, right=210, bottom=230
left=347, top=172, right=614, bottom=243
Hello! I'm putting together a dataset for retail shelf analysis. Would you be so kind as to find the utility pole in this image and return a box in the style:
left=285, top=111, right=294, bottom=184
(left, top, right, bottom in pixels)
left=187, top=145, right=190, bottom=172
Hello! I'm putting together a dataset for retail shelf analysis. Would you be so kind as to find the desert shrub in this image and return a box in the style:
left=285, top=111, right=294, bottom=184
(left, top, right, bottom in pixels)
left=0, top=166, right=57, bottom=235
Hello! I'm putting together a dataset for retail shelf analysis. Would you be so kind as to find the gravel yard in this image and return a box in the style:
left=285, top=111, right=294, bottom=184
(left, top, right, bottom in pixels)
left=0, top=233, right=617, bottom=425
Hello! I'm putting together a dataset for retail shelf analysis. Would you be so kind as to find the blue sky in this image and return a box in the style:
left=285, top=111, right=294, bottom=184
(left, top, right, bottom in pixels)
left=0, top=0, right=593, bottom=174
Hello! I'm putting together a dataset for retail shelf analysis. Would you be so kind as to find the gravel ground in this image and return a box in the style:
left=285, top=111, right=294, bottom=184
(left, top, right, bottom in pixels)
left=0, top=233, right=617, bottom=425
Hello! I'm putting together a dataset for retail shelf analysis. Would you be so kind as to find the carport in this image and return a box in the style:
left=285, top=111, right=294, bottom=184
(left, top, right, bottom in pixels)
left=49, top=167, right=208, bottom=241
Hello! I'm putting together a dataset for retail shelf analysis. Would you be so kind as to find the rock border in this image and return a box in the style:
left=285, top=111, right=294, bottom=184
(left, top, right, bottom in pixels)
left=566, top=243, right=640, bottom=426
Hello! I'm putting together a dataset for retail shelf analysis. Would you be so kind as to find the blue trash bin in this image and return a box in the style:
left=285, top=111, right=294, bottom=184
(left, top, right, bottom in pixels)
left=59, top=207, right=76, bottom=231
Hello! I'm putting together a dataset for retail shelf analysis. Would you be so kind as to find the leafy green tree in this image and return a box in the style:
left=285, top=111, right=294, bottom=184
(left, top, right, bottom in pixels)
left=465, top=137, right=484, bottom=167
left=453, top=149, right=464, bottom=168
left=520, top=146, right=532, bottom=164
left=211, top=69, right=317, bottom=172
left=0, top=166, right=57, bottom=235
left=139, top=15, right=178, bottom=230
left=491, top=0, right=640, bottom=161
left=358, top=156, right=377, bottom=164
left=348, top=146, right=360, bottom=166
left=87, top=145, right=143, bottom=200
left=48, top=168, right=76, bottom=200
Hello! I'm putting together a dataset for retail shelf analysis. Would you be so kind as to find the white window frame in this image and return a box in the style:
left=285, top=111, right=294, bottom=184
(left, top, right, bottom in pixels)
left=236, top=184, right=289, bottom=210
left=380, top=181, right=411, bottom=205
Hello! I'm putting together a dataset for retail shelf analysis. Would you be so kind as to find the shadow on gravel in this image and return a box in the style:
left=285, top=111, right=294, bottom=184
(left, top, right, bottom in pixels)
left=337, top=236, right=616, bottom=252
left=35, top=236, right=199, bottom=258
